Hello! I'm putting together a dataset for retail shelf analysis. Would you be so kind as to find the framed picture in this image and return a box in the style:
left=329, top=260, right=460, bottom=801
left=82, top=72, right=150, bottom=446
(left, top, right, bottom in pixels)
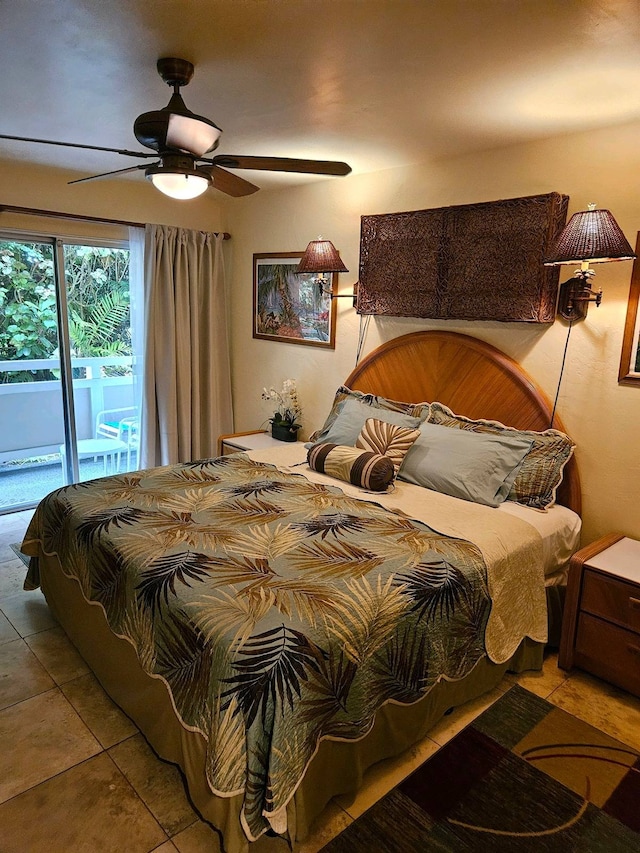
left=619, top=233, right=640, bottom=385
left=253, top=252, right=337, bottom=348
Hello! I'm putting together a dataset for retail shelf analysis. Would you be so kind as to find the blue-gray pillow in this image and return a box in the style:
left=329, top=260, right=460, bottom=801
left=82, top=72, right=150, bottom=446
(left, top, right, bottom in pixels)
left=427, top=402, right=575, bottom=509
left=307, top=396, right=422, bottom=448
left=308, top=386, right=430, bottom=445
left=397, top=422, right=533, bottom=507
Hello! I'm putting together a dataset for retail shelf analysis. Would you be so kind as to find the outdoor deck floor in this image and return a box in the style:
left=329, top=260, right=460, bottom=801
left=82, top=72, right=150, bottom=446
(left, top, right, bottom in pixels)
left=0, top=454, right=138, bottom=511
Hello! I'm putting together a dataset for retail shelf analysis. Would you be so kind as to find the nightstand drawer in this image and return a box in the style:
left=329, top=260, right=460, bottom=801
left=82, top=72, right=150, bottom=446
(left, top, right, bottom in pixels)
left=581, top=569, right=640, bottom=633
left=575, top=612, right=640, bottom=697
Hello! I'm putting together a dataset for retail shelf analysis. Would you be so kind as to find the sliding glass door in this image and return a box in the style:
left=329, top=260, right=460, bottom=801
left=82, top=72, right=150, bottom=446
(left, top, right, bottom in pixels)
left=0, top=234, right=137, bottom=513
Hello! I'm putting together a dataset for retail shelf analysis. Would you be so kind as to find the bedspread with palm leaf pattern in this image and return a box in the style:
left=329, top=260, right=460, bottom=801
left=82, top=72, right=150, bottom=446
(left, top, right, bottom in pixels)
left=23, top=453, right=493, bottom=841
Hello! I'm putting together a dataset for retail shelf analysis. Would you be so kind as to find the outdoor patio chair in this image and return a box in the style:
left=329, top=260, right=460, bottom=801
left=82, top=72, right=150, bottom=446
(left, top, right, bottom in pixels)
left=95, top=407, right=139, bottom=471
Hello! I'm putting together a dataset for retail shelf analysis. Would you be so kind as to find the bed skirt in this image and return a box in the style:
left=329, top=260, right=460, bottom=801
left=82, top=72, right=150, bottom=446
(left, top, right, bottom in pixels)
left=37, top=551, right=545, bottom=853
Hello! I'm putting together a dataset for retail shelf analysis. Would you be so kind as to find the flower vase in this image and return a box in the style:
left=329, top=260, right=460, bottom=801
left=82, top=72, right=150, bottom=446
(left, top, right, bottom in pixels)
left=271, top=422, right=298, bottom=442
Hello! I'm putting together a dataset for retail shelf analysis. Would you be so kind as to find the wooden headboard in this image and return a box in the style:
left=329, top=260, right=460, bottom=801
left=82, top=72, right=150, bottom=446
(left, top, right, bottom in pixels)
left=344, top=331, right=581, bottom=515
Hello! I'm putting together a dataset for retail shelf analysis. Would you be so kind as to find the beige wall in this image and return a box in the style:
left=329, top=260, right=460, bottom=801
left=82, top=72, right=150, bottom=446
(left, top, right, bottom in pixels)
left=224, top=119, right=640, bottom=545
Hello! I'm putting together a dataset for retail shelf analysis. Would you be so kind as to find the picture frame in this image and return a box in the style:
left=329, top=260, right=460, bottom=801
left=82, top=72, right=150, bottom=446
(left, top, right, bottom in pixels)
left=253, top=252, right=337, bottom=349
left=618, top=233, right=640, bottom=386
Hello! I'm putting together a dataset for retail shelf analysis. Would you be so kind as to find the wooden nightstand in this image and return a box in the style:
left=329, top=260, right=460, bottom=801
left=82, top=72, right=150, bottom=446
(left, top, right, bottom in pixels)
left=559, top=534, right=640, bottom=697
left=217, top=430, right=293, bottom=456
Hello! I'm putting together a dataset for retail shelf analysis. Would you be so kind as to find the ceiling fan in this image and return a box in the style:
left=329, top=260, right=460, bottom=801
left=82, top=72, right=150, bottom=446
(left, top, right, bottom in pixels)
left=0, top=57, right=352, bottom=200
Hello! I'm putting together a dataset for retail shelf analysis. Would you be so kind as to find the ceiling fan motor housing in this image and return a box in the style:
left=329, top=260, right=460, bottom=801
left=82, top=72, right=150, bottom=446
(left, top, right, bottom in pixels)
left=156, top=57, right=195, bottom=88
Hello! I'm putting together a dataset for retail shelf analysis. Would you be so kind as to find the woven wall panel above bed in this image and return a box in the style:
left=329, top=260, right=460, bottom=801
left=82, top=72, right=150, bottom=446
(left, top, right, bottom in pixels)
left=356, top=192, right=569, bottom=323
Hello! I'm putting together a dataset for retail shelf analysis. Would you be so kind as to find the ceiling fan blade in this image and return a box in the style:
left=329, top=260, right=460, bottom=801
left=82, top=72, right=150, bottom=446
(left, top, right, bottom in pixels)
left=210, top=155, right=352, bottom=176
left=0, top=133, right=156, bottom=159
left=201, top=165, right=260, bottom=197
left=68, top=164, right=151, bottom=185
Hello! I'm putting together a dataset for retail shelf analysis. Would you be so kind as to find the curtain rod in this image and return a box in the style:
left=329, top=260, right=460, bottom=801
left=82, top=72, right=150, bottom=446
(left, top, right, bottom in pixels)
left=0, top=203, right=231, bottom=239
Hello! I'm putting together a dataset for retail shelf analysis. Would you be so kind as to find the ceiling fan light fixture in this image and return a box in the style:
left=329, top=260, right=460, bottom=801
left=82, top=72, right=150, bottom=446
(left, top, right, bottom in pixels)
left=146, top=160, right=211, bottom=200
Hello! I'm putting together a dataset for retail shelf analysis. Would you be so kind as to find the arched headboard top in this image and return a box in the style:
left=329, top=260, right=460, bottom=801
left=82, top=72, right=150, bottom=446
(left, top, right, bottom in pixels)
left=344, top=331, right=581, bottom=514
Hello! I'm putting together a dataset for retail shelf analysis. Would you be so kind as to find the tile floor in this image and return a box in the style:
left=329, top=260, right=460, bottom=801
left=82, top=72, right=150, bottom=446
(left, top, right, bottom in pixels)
left=2, top=508, right=640, bottom=852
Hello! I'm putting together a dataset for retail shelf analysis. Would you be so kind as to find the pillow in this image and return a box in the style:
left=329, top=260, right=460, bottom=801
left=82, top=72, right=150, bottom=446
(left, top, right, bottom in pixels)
left=308, top=386, right=429, bottom=445
left=397, top=421, right=533, bottom=507
left=307, top=394, right=423, bottom=448
left=307, top=443, right=395, bottom=492
left=355, top=418, right=421, bottom=475
left=427, top=402, right=575, bottom=509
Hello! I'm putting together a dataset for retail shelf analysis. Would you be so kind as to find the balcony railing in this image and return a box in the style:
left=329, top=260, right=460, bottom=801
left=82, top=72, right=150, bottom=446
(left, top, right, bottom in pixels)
left=0, top=356, right=135, bottom=462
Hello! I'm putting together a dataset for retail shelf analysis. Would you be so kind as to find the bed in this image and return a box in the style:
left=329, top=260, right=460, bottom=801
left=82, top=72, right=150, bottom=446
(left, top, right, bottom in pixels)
left=21, top=330, right=581, bottom=852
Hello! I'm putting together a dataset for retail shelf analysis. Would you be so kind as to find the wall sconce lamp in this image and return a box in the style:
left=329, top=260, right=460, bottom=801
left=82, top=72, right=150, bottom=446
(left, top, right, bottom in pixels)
left=544, top=204, right=636, bottom=321
left=296, top=238, right=357, bottom=302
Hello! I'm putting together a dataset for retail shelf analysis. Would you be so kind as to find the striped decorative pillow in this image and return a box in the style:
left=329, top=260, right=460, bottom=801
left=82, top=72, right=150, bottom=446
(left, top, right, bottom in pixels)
left=307, top=443, right=395, bottom=492
left=356, top=418, right=421, bottom=474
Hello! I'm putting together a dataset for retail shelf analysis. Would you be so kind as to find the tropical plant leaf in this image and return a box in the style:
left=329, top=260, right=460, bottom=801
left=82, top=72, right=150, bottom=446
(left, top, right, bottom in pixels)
left=195, top=554, right=275, bottom=591
left=396, top=553, right=470, bottom=622
left=134, top=509, right=237, bottom=551
left=290, top=539, right=383, bottom=579
left=75, top=505, right=149, bottom=547
left=242, top=577, right=341, bottom=628
left=136, top=550, right=217, bottom=613
left=120, top=596, right=156, bottom=672
left=325, top=575, right=409, bottom=665
left=243, top=739, right=271, bottom=838
left=268, top=728, right=309, bottom=809
left=225, top=522, right=306, bottom=561
left=366, top=513, right=424, bottom=538
left=371, top=626, right=430, bottom=703
left=299, top=646, right=357, bottom=723
left=87, top=543, right=129, bottom=619
left=290, top=486, right=370, bottom=516
left=65, top=476, right=147, bottom=516
left=224, top=479, right=289, bottom=499
left=210, top=497, right=288, bottom=526
left=365, top=532, right=430, bottom=570
left=146, top=464, right=222, bottom=489
left=154, top=608, right=213, bottom=726
left=157, top=487, right=227, bottom=515
left=427, top=536, right=484, bottom=572
left=187, top=589, right=273, bottom=651
left=207, top=694, right=246, bottom=793
left=38, top=493, right=71, bottom=551
left=67, top=289, right=129, bottom=356
left=109, top=528, right=171, bottom=568
left=292, top=511, right=370, bottom=539
left=220, top=624, right=327, bottom=729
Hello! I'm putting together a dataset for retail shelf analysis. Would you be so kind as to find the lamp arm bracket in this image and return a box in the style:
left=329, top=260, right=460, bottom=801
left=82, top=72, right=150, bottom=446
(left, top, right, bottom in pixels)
left=316, top=280, right=359, bottom=308
left=557, top=271, right=603, bottom=322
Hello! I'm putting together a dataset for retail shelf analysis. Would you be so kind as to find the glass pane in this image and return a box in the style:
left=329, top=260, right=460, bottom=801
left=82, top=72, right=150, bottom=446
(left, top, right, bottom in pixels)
left=63, top=244, right=137, bottom=482
left=0, top=239, right=67, bottom=510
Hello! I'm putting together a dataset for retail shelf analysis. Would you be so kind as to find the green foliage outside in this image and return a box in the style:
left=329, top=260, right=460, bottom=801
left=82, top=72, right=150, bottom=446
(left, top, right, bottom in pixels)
left=0, top=241, right=131, bottom=383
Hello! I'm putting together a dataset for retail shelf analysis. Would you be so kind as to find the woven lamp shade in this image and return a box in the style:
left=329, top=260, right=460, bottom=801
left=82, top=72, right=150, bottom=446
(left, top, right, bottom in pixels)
left=544, top=208, right=636, bottom=265
left=296, top=239, right=348, bottom=273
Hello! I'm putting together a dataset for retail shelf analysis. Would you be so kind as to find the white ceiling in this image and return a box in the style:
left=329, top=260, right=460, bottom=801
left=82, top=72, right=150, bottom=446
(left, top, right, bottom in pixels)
left=1, top=0, right=640, bottom=194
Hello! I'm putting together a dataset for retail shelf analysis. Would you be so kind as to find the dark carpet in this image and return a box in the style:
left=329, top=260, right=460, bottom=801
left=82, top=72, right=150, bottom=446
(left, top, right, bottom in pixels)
left=322, top=684, right=640, bottom=852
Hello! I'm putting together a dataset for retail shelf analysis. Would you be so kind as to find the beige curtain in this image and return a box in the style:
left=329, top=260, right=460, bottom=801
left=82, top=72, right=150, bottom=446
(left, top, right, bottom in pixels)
left=141, top=225, right=233, bottom=467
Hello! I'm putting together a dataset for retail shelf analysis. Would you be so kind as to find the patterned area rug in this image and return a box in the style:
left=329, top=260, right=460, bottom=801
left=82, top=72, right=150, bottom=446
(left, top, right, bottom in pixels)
left=322, top=684, right=640, bottom=851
